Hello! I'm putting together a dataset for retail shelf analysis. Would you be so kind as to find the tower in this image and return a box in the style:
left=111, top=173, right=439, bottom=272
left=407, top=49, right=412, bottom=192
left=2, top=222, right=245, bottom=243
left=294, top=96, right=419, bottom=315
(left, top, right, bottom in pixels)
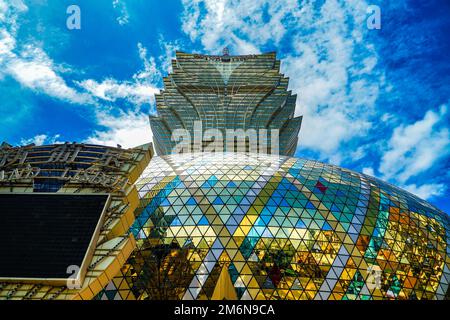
left=149, top=51, right=302, bottom=156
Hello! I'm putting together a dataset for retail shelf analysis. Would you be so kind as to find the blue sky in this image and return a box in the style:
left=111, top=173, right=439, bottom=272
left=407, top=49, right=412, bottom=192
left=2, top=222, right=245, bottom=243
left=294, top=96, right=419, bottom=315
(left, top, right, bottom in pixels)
left=0, top=0, right=449, bottom=213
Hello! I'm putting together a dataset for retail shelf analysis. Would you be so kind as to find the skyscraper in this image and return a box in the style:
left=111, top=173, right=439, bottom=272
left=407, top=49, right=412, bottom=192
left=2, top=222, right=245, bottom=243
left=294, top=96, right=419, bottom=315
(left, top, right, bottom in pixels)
left=149, top=50, right=302, bottom=156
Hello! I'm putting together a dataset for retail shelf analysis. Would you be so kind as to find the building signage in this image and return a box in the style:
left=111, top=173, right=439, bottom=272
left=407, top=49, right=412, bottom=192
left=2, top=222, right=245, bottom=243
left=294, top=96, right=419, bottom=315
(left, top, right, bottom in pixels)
left=0, top=143, right=130, bottom=191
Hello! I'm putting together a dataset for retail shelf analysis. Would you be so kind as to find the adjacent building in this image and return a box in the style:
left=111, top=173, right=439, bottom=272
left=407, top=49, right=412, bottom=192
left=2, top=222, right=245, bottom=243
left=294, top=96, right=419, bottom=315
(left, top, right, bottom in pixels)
left=0, top=142, right=152, bottom=299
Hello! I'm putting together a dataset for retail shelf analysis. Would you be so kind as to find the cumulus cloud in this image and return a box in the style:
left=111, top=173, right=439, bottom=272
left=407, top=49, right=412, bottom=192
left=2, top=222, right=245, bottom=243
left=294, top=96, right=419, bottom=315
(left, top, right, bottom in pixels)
left=20, top=133, right=62, bottom=146
left=112, top=0, right=130, bottom=26
left=135, top=42, right=161, bottom=83
left=1, top=2, right=159, bottom=109
left=79, top=78, right=158, bottom=106
left=81, top=43, right=160, bottom=148
left=282, top=2, right=381, bottom=163
left=7, top=45, right=94, bottom=104
left=1, top=1, right=160, bottom=152
left=3, top=0, right=448, bottom=205
left=0, top=28, right=15, bottom=67
left=1, top=0, right=160, bottom=151
left=359, top=104, right=449, bottom=200
left=362, top=167, right=375, bottom=177
left=0, top=0, right=93, bottom=105
left=0, top=0, right=27, bottom=31
left=379, top=105, right=449, bottom=182
left=181, top=0, right=294, bottom=54
left=77, top=43, right=160, bottom=107
left=403, top=183, right=446, bottom=200
left=375, top=104, right=450, bottom=198
left=85, top=110, right=153, bottom=148
left=158, top=37, right=182, bottom=74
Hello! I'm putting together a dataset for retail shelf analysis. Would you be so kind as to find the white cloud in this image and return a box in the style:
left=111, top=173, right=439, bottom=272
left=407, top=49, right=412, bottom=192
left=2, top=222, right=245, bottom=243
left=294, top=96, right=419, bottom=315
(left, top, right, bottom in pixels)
left=350, top=146, right=368, bottom=162
left=1, top=1, right=160, bottom=150
left=362, top=167, right=375, bottom=177
left=0, top=0, right=27, bottom=31
left=381, top=113, right=395, bottom=123
left=361, top=104, right=450, bottom=200
left=85, top=110, right=153, bottom=148
left=78, top=43, right=160, bottom=107
left=112, top=0, right=129, bottom=25
left=1, top=1, right=159, bottom=109
left=78, top=42, right=161, bottom=146
left=158, top=37, right=181, bottom=74
left=403, top=183, right=446, bottom=200
left=282, top=1, right=381, bottom=162
left=79, top=78, right=158, bottom=106
left=379, top=105, right=449, bottom=183
left=135, top=42, right=161, bottom=83
left=7, top=45, right=93, bottom=104
left=0, top=1, right=93, bottom=105
left=181, top=0, right=296, bottom=54
left=0, top=0, right=23, bottom=70
left=20, top=133, right=62, bottom=146
left=0, top=28, right=15, bottom=64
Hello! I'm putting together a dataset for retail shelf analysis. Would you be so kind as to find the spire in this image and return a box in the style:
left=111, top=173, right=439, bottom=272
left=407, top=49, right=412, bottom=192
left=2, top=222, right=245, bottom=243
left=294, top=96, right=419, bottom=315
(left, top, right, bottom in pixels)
left=222, top=46, right=229, bottom=56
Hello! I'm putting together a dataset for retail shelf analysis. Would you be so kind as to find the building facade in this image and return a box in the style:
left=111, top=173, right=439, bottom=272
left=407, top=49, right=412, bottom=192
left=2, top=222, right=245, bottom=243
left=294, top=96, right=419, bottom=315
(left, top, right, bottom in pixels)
left=0, top=142, right=152, bottom=300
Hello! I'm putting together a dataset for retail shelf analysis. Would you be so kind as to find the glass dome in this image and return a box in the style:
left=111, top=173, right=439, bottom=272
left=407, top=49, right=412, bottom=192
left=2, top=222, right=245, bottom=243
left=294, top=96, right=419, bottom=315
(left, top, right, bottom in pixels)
left=107, top=152, right=450, bottom=300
